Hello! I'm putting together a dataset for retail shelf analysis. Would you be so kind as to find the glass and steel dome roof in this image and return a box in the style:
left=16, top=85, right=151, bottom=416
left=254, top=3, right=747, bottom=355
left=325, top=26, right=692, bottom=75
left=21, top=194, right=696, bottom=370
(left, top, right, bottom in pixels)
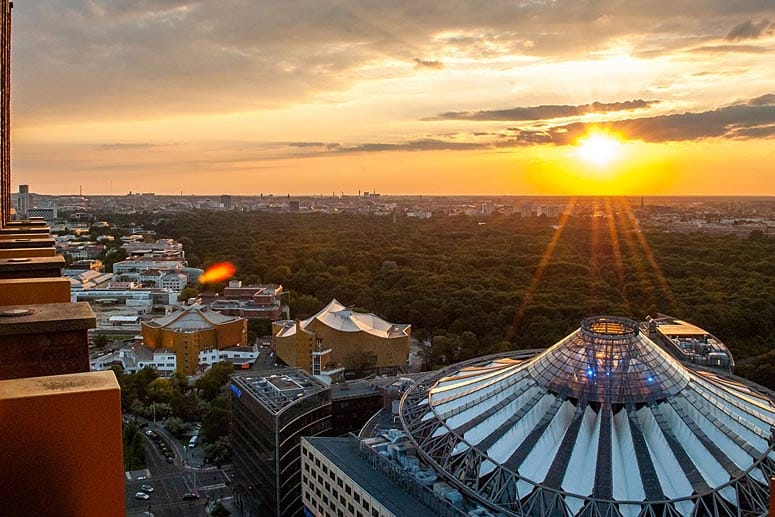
left=399, top=316, right=775, bottom=516
left=528, top=316, right=690, bottom=405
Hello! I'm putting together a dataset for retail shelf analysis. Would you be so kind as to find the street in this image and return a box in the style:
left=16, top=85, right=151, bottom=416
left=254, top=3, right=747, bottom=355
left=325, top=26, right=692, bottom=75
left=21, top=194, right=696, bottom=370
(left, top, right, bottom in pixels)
left=124, top=420, right=234, bottom=516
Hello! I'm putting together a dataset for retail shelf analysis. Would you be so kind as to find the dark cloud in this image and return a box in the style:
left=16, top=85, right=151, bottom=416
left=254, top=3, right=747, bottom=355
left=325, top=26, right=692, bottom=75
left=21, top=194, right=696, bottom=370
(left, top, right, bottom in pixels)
left=688, top=44, right=770, bottom=53
left=286, top=142, right=329, bottom=148
left=748, top=93, right=775, bottom=105
left=540, top=101, right=775, bottom=145
left=724, top=19, right=772, bottom=41
left=335, top=139, right=487, bottom=153
left=336, top=94, right=775, bottom=154
left=728, top=125, right=775, bottom=138
left=413, top=58, right=444, bottom=70
left=96, top=143, right=159, bottom=150
left=426, top=99, right=659, bottom=122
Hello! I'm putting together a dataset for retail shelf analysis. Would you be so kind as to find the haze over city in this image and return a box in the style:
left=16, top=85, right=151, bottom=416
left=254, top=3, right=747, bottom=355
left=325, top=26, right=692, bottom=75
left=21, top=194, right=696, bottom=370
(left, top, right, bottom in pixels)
left=10, top=1, right=775, bottom=196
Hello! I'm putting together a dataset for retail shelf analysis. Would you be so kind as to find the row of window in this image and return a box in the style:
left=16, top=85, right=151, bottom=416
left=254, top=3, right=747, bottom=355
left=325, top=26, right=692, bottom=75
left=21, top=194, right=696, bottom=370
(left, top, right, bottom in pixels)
left=302, top=445, right=385, bottom=517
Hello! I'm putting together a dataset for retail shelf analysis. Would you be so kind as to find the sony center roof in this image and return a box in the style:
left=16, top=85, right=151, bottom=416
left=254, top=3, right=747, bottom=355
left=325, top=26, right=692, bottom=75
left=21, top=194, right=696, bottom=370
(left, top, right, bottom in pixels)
left=399, top=316, right=775, bottom=516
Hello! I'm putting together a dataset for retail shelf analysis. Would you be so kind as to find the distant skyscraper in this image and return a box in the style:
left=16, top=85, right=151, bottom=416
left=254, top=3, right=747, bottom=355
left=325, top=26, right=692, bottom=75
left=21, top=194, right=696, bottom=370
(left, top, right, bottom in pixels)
left=16, top=184, right=29, bottom=217
left=220, top=194, right=232, bottom=210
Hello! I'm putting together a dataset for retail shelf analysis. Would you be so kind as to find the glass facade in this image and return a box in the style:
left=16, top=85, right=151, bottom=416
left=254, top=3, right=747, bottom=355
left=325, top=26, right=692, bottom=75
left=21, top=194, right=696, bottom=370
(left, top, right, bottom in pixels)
left=231, top=371, right=332, bottom=517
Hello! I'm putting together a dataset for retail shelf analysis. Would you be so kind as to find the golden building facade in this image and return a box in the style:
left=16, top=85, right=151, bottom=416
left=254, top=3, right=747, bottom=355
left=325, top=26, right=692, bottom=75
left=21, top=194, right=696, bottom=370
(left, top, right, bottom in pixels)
left=142, top=304, right=247, bottom=374
left=273, top=299, right=410, bottom=375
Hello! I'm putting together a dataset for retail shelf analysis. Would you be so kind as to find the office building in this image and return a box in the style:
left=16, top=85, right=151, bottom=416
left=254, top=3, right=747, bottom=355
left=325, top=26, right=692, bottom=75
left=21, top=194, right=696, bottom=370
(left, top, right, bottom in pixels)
left=231, top=369, right=332, bottom=516
left=15, top=184, right=29, bottom=218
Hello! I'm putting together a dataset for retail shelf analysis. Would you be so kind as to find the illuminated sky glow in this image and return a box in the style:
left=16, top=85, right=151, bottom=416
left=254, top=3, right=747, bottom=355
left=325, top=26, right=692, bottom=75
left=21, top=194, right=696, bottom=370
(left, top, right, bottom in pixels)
left=10, top=1, right=775, bottom=195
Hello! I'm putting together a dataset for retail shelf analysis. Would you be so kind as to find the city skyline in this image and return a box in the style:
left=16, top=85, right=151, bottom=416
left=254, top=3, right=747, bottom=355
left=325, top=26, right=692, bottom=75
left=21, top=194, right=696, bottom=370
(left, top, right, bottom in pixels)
left=10, top=1, right=775, bottom=196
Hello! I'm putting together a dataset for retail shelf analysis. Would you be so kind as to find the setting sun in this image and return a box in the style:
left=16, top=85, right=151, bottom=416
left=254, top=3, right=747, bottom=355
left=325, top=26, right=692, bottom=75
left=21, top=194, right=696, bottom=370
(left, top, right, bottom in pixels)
left=576, top=132, right=622, bottom=167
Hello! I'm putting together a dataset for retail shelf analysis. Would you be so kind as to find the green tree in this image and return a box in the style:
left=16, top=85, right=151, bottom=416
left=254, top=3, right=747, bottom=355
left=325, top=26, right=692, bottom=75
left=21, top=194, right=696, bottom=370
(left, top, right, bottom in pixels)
left=93, top=334, right=109, bottom=348
left=202, top=395, right=231, bottom=445
left=164, top=416, right=191, bottom=437
left=195, top=362, right=234, bottom=402
left=204, top=435, right=232, bottom=467
left=147, top=377, right=176, bottom=404
left=178, top=286, right=200, bottom=302
left=103, top=247, right=128, bottom=273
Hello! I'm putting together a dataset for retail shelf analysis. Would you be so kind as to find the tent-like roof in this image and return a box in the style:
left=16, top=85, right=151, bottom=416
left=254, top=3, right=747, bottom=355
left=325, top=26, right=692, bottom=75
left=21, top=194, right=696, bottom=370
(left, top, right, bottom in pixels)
left=143, top=303, right=240, bottom=331
left=399, top=316, right=775, bottom=516
left=275, top=298, right=410, bottom=339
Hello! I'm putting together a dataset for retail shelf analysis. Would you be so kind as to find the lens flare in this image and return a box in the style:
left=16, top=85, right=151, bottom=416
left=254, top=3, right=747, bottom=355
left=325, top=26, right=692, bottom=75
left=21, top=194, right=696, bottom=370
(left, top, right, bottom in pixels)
left=199, top=261, right=237, bottom=284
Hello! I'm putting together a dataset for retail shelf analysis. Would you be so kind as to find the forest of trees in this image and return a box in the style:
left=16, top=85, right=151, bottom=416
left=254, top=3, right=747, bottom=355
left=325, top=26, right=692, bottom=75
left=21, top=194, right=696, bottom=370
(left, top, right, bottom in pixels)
left=106, top=210, right=775, bottom=388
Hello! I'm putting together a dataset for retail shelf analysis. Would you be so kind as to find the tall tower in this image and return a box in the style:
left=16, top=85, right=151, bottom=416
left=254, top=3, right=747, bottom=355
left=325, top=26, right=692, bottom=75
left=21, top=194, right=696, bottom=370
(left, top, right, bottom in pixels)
left=16, top=183, right=28, bottom=217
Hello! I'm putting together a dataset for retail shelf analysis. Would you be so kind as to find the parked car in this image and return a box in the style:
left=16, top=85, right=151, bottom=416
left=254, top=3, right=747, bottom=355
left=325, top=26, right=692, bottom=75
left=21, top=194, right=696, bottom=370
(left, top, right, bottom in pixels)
left=182, top=493, right=199, bottom=501
left=140, top=484, right=154, bottom=493
left=134, top=492, right=150, bottom=500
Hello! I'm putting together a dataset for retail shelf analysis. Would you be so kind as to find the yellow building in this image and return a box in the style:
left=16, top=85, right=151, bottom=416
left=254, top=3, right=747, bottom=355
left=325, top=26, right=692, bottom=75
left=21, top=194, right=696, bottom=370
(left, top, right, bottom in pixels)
left=142, top=304, right=247, bottom=375
left=273, top=299, right=410, bottom=375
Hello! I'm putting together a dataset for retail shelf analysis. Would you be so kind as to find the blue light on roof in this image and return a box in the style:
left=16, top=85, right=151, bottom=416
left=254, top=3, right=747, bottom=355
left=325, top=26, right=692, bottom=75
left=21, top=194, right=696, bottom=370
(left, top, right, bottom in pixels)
left=646, top=376, right=654, bottom=383
left=230, top=383, right=242, bottom=398
left=586, top=368, right=595, bottom=378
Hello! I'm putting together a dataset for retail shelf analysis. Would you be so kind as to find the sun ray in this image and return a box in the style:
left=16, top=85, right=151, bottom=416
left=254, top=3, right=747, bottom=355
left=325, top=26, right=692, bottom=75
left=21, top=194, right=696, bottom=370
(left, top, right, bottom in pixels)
left=613, top=198, right=657, bottom=310
left=618, top=198, right=679, bottom=313
left=510, top=197, right=578, bottom=334
left=603, top=197, right=631, bottom=314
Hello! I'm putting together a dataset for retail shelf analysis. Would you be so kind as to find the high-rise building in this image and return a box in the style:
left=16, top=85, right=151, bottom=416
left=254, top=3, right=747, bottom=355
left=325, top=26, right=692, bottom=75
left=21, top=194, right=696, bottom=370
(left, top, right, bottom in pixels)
left=220, top=194, right=232, bottom=209
left=230, top=369, right=332, bottom=516
left=15, top=184, right=29, bottom=217
left=303, top=316, right=775, bottom=516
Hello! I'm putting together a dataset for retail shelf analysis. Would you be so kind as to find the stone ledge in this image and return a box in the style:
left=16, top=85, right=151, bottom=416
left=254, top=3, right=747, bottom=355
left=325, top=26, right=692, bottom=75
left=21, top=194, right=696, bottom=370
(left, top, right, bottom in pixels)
left=0, top=302, right=95, bottom=335
left=3, top=218, right=48, bottom=227
left=0, top=277, right=71, bottom=305
left=0, top=226, right=49, bottom=235
left=0, top=255, right=64, bottom=278
left=0, top=232, right=50, bottom=239
left=0, top=247, right=57, bottom=259
left=0, top=237, right=55, bottom=249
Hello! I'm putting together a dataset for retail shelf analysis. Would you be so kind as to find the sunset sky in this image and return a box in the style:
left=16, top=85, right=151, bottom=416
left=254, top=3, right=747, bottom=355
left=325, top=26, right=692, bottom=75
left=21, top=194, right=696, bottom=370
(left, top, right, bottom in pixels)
left=10, top=1, right=775, bottom=196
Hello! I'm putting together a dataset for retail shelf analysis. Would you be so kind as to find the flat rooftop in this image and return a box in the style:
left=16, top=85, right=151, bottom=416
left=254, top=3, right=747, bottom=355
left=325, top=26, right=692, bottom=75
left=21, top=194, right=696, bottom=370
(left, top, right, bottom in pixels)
left=233, top=368, right=328, bottom=413
left=656, top=321, right=708, bottom=336
left=304, top=436, right=435, bottom=516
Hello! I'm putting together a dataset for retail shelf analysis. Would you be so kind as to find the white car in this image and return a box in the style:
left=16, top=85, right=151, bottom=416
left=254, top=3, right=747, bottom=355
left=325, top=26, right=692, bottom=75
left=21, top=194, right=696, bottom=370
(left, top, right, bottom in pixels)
left=134, top=492, right=150, bottom=500
left=141, top=484, right=154, bottom=493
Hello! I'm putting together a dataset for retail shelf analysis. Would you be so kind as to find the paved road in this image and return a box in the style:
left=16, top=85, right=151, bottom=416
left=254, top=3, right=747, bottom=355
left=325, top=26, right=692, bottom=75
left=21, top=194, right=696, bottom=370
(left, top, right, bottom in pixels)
left=124, top=422, right=233, bottom=516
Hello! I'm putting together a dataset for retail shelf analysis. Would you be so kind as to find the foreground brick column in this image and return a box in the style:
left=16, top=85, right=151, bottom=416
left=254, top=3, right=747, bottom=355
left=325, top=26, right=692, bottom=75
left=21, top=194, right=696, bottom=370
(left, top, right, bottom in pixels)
left=0, top=371, right=125, bottom=516
left=0, top=302, right=94, bottom=379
